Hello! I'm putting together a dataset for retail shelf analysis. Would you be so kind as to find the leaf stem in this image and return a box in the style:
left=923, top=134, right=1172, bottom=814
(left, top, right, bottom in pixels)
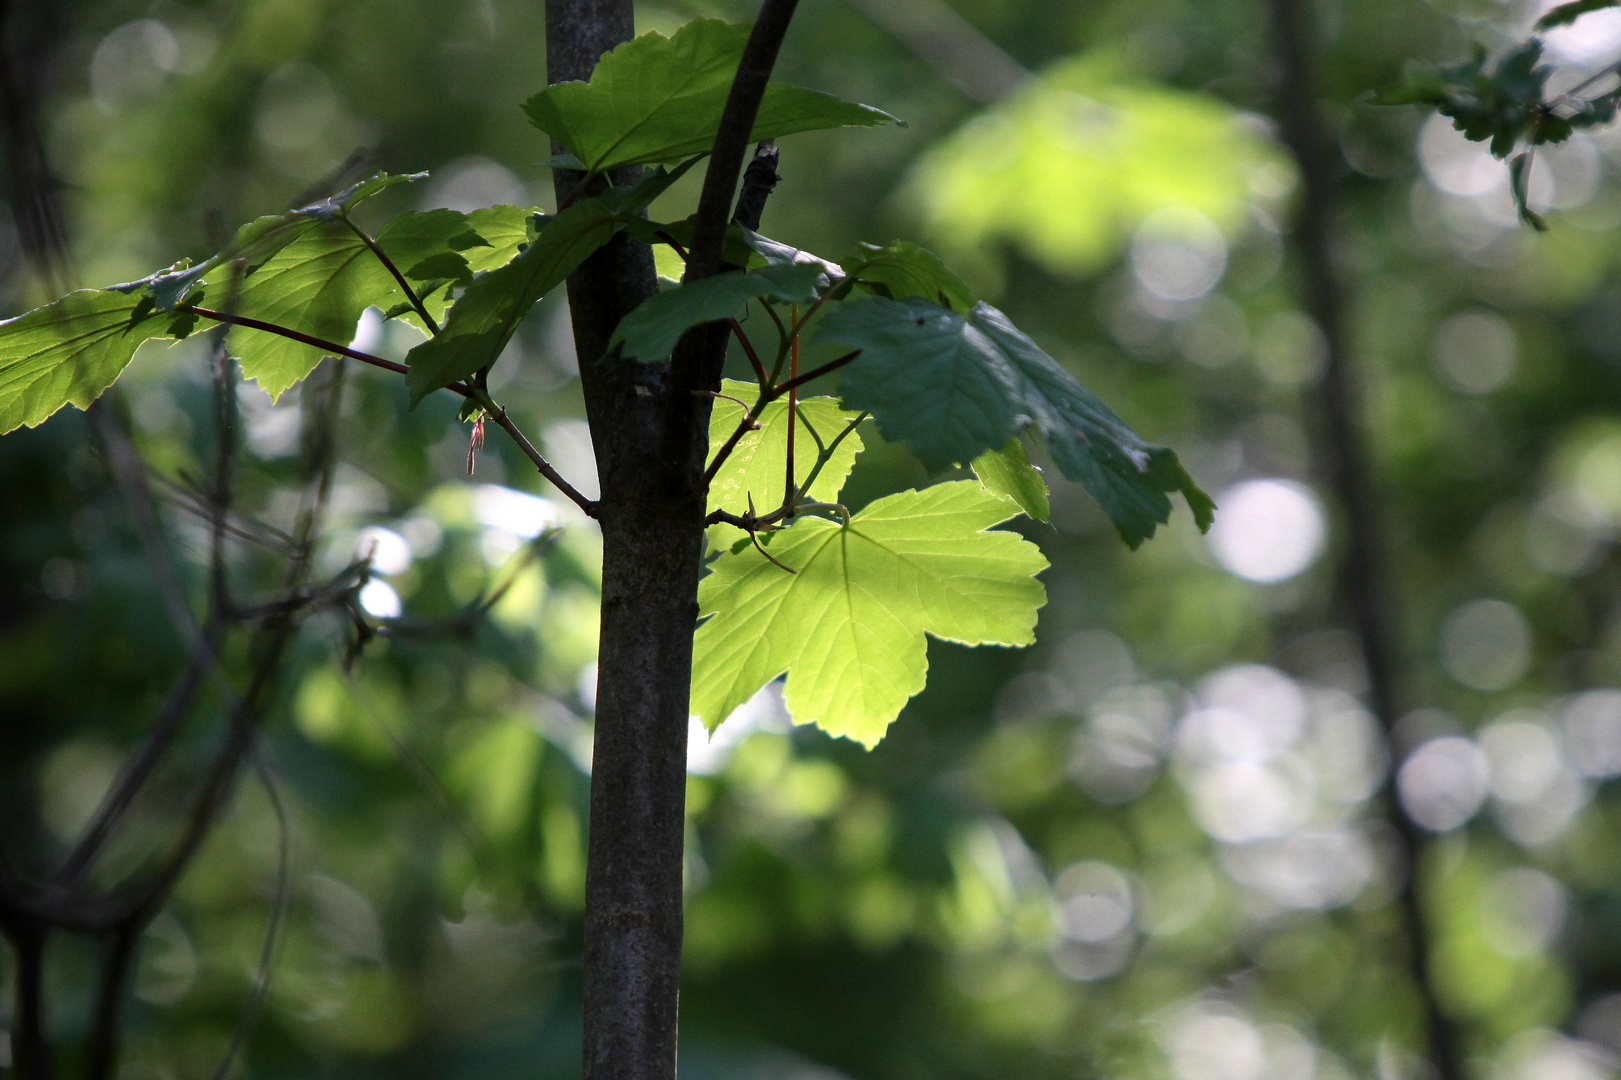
left=339, top=215, right=439, bottom=334
left=178, top=305, right=600, bottom=518
left=792, top=410, right=866, bottom=506
left=700, top=349, right=862, bottom=483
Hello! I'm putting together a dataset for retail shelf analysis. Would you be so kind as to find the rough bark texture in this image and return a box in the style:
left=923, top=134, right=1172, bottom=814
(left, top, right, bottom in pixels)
left=545, top=5, right=707, bottom=1080
left=1263, top=2, right=1466, bottom=1079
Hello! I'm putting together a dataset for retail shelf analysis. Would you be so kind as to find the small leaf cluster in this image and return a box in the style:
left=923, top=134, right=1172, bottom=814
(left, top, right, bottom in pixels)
left=1377, top=23, right=1621, bottom=228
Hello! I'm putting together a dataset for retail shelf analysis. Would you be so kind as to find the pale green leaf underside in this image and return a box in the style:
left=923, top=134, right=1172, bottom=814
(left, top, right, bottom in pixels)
left=692, top=481, right=1047, bottom=747
left=817, top=296, right=1213, bottom=548
left=522, top=19, right=899, bottom=174
left=0, top=290, right=188, bottom=434
left=707, top=378, right=864, bottom=544
left=973, top=438, right=1050, bottom=523
left=611, top=262, right=822, bottom=363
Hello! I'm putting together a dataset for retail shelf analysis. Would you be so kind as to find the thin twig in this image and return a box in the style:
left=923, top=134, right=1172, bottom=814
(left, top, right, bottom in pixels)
left=340, top=215, right=439, bottom=334
left=178, top=306, right=600, bottom=518
left=792, top=411, right=866, bottom=505
left=729, top=317, right=769, bottom=384
left=773, top=350, right=859, bottom=398
left=487, top=409, right=600, bottom=517
left=207, top=741, right=291, bottom=1080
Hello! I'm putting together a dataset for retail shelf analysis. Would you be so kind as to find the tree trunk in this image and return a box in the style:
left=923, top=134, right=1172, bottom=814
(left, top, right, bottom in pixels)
left=544, top=5, right=710, bottom=1080
left=1262, top=2, right=1466, bottom=1078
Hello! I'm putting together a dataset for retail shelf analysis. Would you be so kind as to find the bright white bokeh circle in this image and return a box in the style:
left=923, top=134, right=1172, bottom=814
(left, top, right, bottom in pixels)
left=1206, top=479, right=1326, bottom=583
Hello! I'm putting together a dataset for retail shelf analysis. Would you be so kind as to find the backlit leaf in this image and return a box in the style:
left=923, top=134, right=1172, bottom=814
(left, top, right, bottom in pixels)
left=211, top=209, right=487, bottom=399
left=707, top=378, right=865, bottom=543
left=972, top=438, right=1049, bottom=523
left=404, top=199, right=622, bottom=404
left=522, top=19, right=899, bottom=174
left=816, top=296, right=1212, bottom=548
left=0, top=290, right=192, bottom=434
left=692, top=481, right=1047, bottom=746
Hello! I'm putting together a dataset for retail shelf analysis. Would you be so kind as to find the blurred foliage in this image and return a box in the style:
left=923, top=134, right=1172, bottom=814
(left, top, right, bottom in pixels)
left=12, top=3, right=1621, bottom=1080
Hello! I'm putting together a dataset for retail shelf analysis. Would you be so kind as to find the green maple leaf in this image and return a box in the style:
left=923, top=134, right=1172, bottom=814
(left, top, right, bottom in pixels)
left=522, top=19, right=900, bottom=174
left=691, top=481, right=1048, bottom=747
left=404, top=200, right=622, bottom=404
left=707, top=378, right=865, bottom=543
left=0, top=290, right=194, bottom=434
left=972, top=438, right=1049, bottom=523
left=816, top=296, right=1213, bottom=548
left=842, top=239, right=975, bottom=313
left=404, top=161, right=700, bottom=402
left=610, top=262, right=823, bottom=363
left=211, top=209, right=486, bottom=399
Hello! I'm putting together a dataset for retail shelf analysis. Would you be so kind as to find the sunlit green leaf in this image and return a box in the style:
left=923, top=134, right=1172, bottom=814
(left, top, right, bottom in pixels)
left=972, top=438, right=1049, bottom=523
left=0, top=289, right=192, bottom=434
left=692, top=481, right=1047, bottom=746
left=522, top=19, right=899, bottom=174
left=211, top=209, right=488, bottom=399
left=610, top=262, right=822, bottom=363
left=817, top=296, right=1212, bottom=547
left=404, top=200, right=622, bottom=404
left=707, top=378, right=865, bottom=542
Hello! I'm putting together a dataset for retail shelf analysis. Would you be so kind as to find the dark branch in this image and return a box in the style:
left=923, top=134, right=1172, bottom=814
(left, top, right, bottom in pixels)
left=730, top=140, right=780, bottom=232
left=340, top=215, right=440, bottom=334
left=684, top=0, right=801, bottom=282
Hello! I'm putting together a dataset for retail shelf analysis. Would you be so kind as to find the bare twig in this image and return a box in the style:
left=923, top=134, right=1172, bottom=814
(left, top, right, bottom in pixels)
left=340, top=215, right=440, bottom=334
left=729, top=317, right=769, bottom=384
left=177, top=306, right=600, bottom=518
left=207, top=742, right=291, bottom=1080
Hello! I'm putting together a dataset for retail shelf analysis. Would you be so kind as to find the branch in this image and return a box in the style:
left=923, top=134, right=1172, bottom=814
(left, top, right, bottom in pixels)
left=701, top=350, right=861, bottom=484
left=207, top=742, right=291, bottom=1080
left=729, top=318, right=768, bottom=384
left=730, top=140, right=780, bottom=232
left=772, top=349, right=858, bottom=398
left=340, top=215, right=439, bottom=334
left=1264, top=0, right=1465, bottom=1077
left=486, top=409, right=600, bottom=518
left=177, top=306, right=600, bottom=518
left=9, top=920, right=51, bottom=1080
left=684, top=0, right=801, bottom=282
left=84, top=926, right=138, bottom=1080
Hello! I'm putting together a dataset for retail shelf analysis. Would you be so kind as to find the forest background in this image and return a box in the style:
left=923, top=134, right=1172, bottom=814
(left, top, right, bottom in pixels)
left=5, top=1, right=1621, bottom=1080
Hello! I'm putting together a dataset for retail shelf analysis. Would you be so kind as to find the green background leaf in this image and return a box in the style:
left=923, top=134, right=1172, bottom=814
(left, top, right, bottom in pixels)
left=692, top=481, right=1048, bottom=746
